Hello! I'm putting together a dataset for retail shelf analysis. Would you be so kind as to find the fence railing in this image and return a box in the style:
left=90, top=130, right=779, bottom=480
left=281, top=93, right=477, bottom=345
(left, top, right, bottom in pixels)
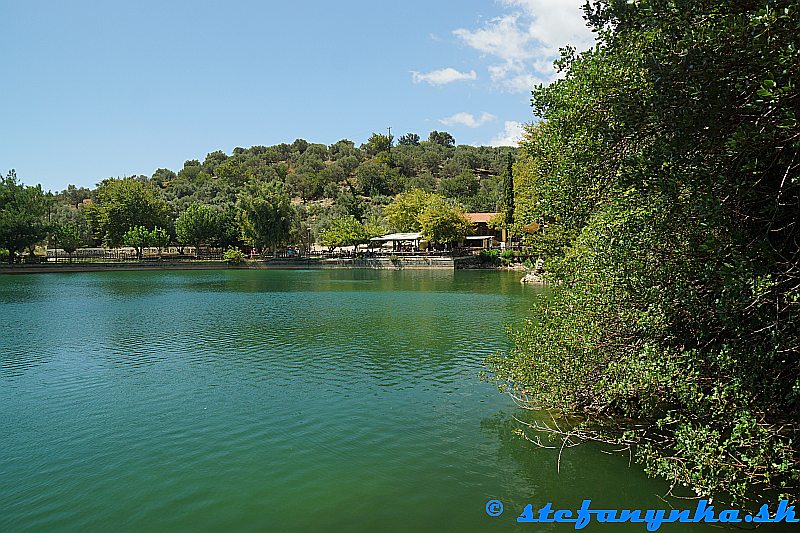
left=43, top=250, right=224, bottom=263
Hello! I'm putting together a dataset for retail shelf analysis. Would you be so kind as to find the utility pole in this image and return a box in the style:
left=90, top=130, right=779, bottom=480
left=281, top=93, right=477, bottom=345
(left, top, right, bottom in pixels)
left=387, top=126, right=392, bottom=153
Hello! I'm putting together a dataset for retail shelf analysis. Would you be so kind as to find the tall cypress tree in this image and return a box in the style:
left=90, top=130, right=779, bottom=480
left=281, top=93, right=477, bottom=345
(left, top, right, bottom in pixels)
left=502, top=152, right=514, bottom=228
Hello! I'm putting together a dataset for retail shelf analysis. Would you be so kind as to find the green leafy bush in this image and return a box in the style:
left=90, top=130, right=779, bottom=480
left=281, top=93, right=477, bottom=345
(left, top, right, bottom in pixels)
left=479, top=249, right=499, bottom=260
left=122, top=226, right=152, bottom=259
left=223, top=247, right=245, bottom=264
left=489, top=0, right=800, bottom=505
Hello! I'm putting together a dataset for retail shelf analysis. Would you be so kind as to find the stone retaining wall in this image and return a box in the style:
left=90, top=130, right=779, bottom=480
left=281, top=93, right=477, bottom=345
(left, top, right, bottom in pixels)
left=0, top=256, right=456, bottom=274
left=254, top=257, right=455, bottom=270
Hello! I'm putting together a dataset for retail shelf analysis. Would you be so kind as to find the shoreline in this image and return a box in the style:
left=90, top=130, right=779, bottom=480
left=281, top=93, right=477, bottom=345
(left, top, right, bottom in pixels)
left=0, top=256, right=461, bottom=274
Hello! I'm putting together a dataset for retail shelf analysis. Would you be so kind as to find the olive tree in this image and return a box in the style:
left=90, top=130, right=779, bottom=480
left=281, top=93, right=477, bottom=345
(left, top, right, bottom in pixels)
left=237, top=180, right=293, bottom=257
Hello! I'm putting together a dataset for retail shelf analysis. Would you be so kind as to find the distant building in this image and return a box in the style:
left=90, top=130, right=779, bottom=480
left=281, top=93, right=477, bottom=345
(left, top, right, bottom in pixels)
left=465, top=212, right=505, bottom=247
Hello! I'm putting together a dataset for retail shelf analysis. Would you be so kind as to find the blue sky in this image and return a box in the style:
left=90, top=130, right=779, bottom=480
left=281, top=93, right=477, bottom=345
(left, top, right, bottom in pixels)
left=1, top=0, right=594, bottom=191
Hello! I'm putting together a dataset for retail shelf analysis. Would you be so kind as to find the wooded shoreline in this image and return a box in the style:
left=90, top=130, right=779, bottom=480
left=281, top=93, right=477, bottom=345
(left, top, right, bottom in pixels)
left=0, top=256, right=459, bottom=274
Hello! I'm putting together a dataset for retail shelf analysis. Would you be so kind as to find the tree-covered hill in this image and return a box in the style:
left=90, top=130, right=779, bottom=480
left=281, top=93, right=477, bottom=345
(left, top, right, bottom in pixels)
left=1, top=130, right=516, bottom=259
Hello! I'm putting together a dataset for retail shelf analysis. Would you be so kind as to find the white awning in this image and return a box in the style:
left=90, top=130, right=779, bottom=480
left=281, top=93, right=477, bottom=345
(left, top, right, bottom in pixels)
left=370, top=232, right=422, bottom=241
left=465, top=235, right=495, bottom=240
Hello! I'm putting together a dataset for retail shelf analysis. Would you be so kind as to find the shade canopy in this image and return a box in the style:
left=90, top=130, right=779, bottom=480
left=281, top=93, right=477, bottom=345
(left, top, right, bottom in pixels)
left=369, top=232, right=422, bottom=242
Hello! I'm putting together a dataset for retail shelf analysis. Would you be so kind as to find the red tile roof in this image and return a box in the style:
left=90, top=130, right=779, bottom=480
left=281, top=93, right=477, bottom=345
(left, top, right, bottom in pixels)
left=465, top=212, right=498, bottom=224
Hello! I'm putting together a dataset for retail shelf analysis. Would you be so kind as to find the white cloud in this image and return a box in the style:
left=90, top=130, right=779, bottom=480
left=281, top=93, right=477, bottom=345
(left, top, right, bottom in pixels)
left=439, top=112, right=497, bottom=128
left=502, top=0, right=595, bottom=54
left=453, top=0, right=594, bottom=92
left=501, top=73, right=540, bottom=93
left=411, top=67, right=477, bottom=86
left=453, top=15, right=530, bottom=63
left=489, top=121, right=526, bottom=146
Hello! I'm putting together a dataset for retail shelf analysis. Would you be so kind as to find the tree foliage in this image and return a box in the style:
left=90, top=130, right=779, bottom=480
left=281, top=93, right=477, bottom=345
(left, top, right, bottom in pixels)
left=384, top=189, right=433, bottom=232
left=398, top=133, right=420, bottom=146
left=385, top=189, right=471, bottom=244
left=52, top=223, right=84, bottom=258
left=150, top=226, right=170, bottom=255
left=319, top=215, right=370, bottom=251
left=501, top=153, right=514, bottom=228
left=417, top=196, right=471, bottom=245
left=175, top=203, right=218, bottom=257
left=123, top=226, right=152, bottom=259
left=362, top=133, right=393, bottom=157
left=237, top=180, right=294, bottom=256
left=428, top=130, right=455, bottom=148
left=223, top=246, right=245, bottom=263
left=438, top=170, right=478, bottom=201
left=85, top=178, right=171, bottom=247
left=356, top=161, right=388, bottom=197
left=0, top=170, right=50, bottom=263
left=490, top=0, right=800, bottom=504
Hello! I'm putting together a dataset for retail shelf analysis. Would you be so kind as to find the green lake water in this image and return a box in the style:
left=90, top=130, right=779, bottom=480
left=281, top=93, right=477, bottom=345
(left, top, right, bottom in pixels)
left=0, top=270, right=791, bottom=532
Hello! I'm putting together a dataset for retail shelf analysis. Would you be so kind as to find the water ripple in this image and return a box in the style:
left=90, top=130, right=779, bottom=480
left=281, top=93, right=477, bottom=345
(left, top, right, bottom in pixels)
left=0, top=271, right=702, bottom=533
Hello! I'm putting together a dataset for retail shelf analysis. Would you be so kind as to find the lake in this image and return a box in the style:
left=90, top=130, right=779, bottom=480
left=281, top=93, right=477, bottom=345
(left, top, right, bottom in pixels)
left=0, top=270, right=785, bottom=531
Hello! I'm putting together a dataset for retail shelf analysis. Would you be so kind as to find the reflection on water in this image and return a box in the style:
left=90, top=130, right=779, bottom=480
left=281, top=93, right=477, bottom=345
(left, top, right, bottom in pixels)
left=0, top=270, right=786, bottom=532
